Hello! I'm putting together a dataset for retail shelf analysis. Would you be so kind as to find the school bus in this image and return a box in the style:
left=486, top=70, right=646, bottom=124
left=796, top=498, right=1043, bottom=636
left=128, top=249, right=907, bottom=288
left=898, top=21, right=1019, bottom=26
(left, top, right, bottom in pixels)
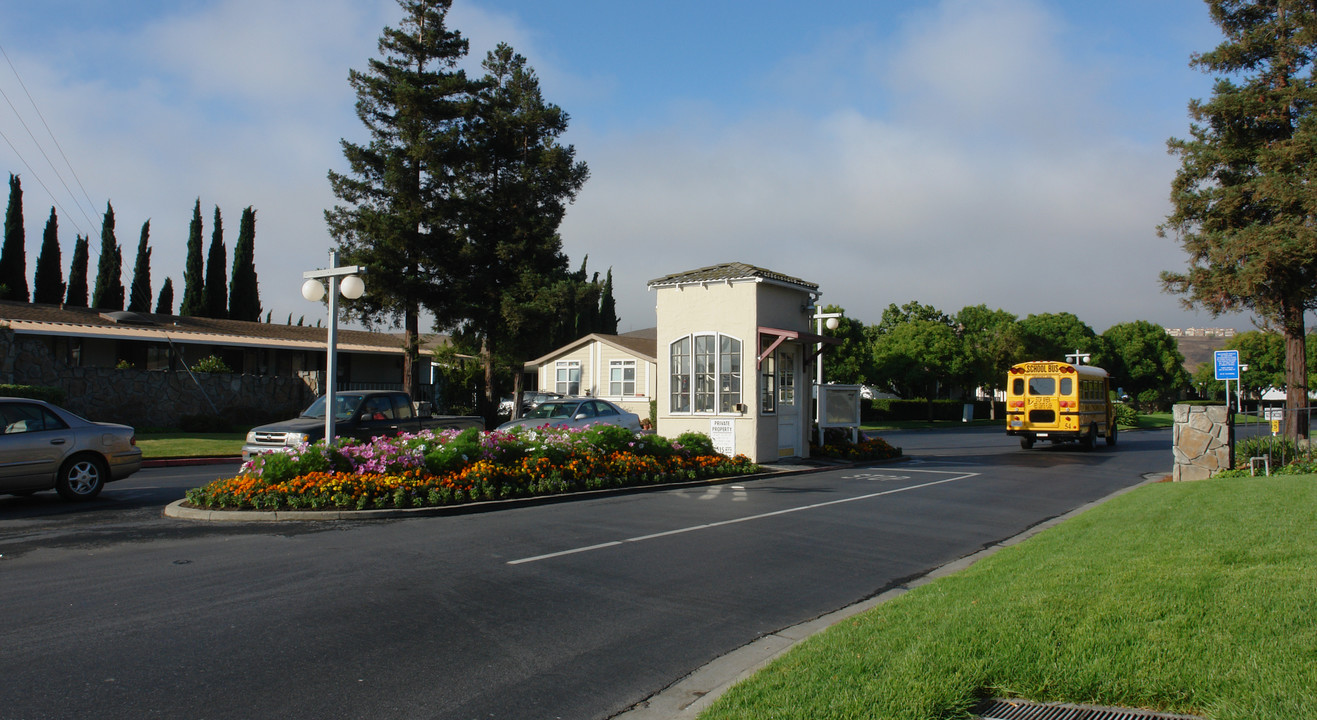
left=1005, top=361, right=1116, bottom=450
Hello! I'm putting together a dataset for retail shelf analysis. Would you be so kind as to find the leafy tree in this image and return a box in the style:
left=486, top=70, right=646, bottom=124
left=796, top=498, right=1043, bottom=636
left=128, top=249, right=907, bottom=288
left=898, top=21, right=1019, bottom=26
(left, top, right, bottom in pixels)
left=326, top=0, right=477, bottom=398
left=204, top=206, right=227, bottom=318
left=872, top=301, right=952, bottom=336
left=872, top=318, right=965, bottom=414
left=156, top=277, right=174, bottom=315
left=127, top=221, right=153, bottom=312
left=179, top=199, right=206, bottom=317
left=819, top=304, right=876, bottom=386
left=90, top=202, right=124, bottom=311
left=955, top=304, right=1024, bottom=405
left=1159, top=0, right=1317, bottom=439
left=32, top=208, right=65, bottom=304
left=228, top=206, right=260, bottom=321
left=1017, top=312, right=1099, bottom=364
left=65, top=234, right=89, bottom=307
left=1101, top=321, right=1190, bottom=409
left=1, top=173, right=28, bottom=301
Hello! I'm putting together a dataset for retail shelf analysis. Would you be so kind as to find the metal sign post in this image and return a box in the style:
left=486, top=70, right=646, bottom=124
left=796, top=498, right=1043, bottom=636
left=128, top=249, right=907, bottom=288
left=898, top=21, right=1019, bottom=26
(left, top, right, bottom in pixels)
left=1214, top=350, right=1240, bottom=470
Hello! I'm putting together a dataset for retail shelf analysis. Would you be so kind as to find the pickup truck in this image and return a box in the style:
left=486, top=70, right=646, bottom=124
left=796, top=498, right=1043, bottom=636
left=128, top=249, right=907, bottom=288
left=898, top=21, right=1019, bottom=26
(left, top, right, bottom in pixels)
left=241, top=390, right=483, bottom=461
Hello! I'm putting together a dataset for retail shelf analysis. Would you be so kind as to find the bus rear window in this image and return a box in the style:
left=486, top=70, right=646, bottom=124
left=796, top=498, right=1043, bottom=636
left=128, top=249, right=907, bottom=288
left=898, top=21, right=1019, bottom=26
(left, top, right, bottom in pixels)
left=1028, top=377, right=1055, bottom=395
left=1060, top=378, right=1073, bottom=395
left=1012, top=378, right=1024, bottom=395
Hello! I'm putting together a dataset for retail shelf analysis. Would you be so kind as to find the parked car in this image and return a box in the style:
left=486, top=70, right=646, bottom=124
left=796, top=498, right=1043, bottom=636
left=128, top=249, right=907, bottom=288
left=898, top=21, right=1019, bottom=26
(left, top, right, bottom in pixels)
left=241, top=390, right=483, bottom=461
left=0, top=397, right=143, bottom=501
left=498, top=391, right=565, bottom=418
left=496, top=397, right=642, bottom=432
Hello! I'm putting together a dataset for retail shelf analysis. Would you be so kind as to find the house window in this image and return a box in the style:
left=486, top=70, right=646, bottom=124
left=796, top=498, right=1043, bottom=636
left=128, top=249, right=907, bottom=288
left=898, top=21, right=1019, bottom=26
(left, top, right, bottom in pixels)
left=671, top=337, right=691, bottom=412
left=555, top=361, right=581, bottom=396
left=778, top=351, right=795, bottom=406
left=670, top=333, right=742, bottom=414
left=609, top=360, right=636, bottom=397
left=761, top=352, right=776, bottom=413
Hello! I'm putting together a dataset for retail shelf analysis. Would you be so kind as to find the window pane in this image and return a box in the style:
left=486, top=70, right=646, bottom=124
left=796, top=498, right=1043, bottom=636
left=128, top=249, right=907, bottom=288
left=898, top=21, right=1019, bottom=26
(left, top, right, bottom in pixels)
left=695, top=335, right=716, bottom=413
left=1060, top=378, right=1073, bottom=396
left=720, top=336, right=741, bottom=412
left=1028, top=377, right=1055, bottom=395
left=671, top=338, right=691, bottom=412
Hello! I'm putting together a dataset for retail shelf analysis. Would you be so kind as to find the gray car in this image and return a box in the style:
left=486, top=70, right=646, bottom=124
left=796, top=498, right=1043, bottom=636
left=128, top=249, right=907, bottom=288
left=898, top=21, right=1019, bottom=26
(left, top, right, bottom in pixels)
left=0, top=397, right=143, bottom=501
left=496, top=397, right=642, bottom=432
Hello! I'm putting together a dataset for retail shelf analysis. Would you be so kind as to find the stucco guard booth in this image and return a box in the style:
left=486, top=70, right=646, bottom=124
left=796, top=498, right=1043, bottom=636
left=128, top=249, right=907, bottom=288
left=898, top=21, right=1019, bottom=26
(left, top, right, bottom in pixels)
left=648, top=262, right=839, bottom=463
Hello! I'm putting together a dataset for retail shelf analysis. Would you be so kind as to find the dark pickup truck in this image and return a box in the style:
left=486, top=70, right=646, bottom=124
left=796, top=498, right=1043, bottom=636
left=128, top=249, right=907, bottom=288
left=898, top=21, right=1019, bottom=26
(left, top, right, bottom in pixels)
left=241, top=390, right=483, bottom=461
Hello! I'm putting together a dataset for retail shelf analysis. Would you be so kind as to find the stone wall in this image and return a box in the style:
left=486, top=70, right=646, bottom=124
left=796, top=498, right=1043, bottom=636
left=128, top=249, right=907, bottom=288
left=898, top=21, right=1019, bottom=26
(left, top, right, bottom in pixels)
left=2, top=327, right=316, bottom=429
left=1172, top=404, right=1232, bottom=481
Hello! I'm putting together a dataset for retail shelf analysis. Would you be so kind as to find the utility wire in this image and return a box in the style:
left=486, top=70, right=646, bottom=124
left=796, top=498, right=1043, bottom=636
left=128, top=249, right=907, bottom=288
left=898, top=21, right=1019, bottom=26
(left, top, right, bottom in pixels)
left=0, top=125, right=88, bottom=238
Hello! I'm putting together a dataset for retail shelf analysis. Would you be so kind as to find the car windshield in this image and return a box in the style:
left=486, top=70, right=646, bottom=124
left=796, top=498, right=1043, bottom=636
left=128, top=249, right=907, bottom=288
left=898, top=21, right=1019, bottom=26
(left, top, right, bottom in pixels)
left=524, top=401, right=579, bottom=419
left=302, top=394, right=365, bottom=421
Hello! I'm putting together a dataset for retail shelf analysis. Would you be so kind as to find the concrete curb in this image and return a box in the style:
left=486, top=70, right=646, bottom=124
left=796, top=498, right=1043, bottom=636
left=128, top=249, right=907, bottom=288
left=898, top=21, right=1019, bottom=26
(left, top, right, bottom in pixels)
left=143, top=456, right=242, bottom=468
left=161, top=456, right=905, bottom=522
left=611, top=471, right=1165, bottom=720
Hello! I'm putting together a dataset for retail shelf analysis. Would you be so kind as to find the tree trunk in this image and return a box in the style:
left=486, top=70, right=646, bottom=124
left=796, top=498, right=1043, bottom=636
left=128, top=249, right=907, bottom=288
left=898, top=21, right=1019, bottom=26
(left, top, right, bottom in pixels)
left=402, top=301, right=419, bottom=400
left=512, top=367, right=524, bottom=420
left=1282, top=301, right=1309, bottom=441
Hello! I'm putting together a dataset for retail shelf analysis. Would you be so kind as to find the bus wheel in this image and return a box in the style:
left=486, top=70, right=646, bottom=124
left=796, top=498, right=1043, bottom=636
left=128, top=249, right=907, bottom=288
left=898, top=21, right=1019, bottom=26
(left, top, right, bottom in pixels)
left=1081, top=425, right=1096, bottom=451
left=1020, top=437, right=1034, bottom=450
left=1106, top=424, right=1118, bottom=447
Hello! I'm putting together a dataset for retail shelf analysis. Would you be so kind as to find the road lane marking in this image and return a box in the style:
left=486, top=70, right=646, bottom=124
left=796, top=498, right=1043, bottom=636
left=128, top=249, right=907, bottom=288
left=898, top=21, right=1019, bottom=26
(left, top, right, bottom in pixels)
left=507, top=470, right=977, bottom=565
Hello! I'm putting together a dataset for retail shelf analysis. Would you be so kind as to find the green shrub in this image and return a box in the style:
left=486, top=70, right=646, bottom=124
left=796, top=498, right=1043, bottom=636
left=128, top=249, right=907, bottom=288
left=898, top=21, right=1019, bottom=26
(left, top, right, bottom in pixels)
left=1234, top=436, right=1305, bottom=469
left=0, top=384, right=65, bottom=403
left=1113, top=402, right=1139, bottom=428
left=190, top=355, right=233, bottom=373
left=674, top=431, right=716, bottom=456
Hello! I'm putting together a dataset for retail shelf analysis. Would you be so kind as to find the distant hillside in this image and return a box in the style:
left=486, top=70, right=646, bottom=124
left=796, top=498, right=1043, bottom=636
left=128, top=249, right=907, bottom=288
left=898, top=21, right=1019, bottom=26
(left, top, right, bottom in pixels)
left=1175, top=334, right=1232, bottom=374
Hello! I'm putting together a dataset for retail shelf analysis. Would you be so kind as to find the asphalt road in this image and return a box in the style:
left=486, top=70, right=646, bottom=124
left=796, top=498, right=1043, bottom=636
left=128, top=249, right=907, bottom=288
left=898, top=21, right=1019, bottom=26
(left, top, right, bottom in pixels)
left=0, top=428, right=1173, bottom=720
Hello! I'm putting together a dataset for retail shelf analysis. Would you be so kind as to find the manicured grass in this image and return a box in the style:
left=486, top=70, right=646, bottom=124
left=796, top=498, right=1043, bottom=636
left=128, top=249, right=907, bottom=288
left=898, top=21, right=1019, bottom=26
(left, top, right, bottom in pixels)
left=700, top=475, right=1317, bottom=720
left=135, top=432, right=245, bottom=459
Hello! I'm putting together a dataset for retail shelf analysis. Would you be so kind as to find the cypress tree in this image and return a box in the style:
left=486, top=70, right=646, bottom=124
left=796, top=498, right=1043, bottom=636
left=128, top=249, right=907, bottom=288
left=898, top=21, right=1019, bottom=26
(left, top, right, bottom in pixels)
left=127, top=221, right=153, bottom=312
left=203, top=206, right=227, bottom=318
left=156, top=277, right=174, bottom=315
left=65, top=235, right=89, bottom=307
left=228, top=206, right=260, bottom=321
left=1, top=173, right=29, bottom=301
left=32, top=208, right=65, bottom=304
left=90, top=202, right=124, bottom=310
left=598, top=268, right=618, bottom=334
left=179, top=199, right=205, bottom=316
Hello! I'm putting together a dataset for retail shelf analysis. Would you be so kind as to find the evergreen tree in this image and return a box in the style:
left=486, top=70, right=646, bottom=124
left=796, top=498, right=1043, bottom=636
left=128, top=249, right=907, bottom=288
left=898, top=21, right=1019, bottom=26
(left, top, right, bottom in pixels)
left=204, top=206, right=227, bottom=318
left=128, top=221, right=153, bottom=312
left=1160, top=0, right=1317, bottom=440
left=228, top=206, right=261, bottom=321
left=65, top=235, right=89, bottom=307
left=326, top=0, right=477, bottom=398
left=32, top=208, right=65, bottom=304
left=452, top=43, right=590, bottom=414
left=180, top=199, right=206, bottom=316
left=156, top=277, right=174, bottom=315
left=598, top=268, right=618, bottom=334
left=90, top=202, right=124, bottom=310
left=1, top=173, right=29, bottom=301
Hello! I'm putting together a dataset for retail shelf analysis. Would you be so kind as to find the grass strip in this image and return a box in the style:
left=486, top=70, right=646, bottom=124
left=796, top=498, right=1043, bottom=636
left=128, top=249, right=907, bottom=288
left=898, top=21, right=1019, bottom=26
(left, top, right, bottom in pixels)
left=700, top=475, right=1317, bottom=720
left=135, top=432, right=245, bottom=459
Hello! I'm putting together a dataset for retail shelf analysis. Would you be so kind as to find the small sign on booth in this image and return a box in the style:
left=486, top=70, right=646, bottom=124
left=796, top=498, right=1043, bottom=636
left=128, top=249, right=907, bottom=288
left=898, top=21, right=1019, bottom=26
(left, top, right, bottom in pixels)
left=710, top=418, right=736, bottom=457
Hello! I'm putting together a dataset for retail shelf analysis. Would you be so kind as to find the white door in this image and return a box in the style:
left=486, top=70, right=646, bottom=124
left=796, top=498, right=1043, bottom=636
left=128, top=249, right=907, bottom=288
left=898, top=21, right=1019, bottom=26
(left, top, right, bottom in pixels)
left=776, top=348, right=800, bottom=457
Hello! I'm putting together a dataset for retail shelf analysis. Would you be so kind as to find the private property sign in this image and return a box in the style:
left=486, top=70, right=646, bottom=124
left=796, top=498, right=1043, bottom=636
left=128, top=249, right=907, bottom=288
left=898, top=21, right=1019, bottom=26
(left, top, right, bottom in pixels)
left=710, top=418, right=735, bottom=457
left=1214, top=350, right=1240, bottom=381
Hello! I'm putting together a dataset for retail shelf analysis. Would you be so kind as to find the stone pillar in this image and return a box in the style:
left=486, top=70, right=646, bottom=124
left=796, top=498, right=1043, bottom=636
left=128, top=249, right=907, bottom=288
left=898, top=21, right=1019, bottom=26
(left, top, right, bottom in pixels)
left=1172, top=404, right=1232, bottom=481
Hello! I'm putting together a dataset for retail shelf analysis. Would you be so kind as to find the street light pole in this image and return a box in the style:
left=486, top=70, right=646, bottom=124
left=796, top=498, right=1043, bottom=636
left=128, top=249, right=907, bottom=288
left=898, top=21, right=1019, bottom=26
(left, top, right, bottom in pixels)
left=302, top=250, right=365, bottom=445
left=813, top=310, right=842, bottom=448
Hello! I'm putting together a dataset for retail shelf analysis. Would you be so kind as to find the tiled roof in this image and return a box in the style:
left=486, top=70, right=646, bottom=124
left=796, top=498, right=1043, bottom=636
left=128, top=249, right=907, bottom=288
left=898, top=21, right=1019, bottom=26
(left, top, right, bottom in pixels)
left=0, top=300, right=449, bottom=353
left=647, top=262, right=819, bottom=291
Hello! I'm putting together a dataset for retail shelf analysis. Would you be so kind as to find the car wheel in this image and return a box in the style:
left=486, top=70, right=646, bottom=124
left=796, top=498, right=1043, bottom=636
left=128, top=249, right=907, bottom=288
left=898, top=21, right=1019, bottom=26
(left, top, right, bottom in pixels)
left=55, top=455, right=106, bottom=501
left=1020, top=437, right=1034, bottom=450
left=1106, top=424, right=1118, bottom=447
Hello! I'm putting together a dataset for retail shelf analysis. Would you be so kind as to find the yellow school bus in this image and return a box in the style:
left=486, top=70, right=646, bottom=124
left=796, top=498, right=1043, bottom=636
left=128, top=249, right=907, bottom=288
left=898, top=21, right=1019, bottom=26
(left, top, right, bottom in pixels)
left=1006, top=361, right=1116, bottom=450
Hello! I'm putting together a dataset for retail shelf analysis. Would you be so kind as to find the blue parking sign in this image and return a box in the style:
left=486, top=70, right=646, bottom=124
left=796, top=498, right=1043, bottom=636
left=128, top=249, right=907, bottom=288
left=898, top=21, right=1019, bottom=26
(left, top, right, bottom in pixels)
left=1214, top=350, right=1240, bottom=380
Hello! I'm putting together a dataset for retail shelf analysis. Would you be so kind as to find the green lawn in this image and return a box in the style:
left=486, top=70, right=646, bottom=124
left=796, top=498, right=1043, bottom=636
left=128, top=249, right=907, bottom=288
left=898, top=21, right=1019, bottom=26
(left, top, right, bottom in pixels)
left=135, top=432, right=245, bottom=459
left=700, top=475, right=1317, bottom=720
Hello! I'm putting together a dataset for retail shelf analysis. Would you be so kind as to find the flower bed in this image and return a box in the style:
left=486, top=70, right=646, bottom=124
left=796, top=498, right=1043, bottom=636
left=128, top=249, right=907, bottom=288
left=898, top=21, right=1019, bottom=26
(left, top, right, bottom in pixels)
left=186, top=424, right=760, bottom=511
left=810, top=432, right=903, bottom=461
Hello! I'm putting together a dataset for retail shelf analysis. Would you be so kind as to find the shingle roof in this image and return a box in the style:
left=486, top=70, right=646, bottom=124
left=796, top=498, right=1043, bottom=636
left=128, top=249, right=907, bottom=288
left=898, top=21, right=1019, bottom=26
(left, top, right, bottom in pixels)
left=0, top=300, right=449, bottom=353
left=647, top=262, right=819, bottom=291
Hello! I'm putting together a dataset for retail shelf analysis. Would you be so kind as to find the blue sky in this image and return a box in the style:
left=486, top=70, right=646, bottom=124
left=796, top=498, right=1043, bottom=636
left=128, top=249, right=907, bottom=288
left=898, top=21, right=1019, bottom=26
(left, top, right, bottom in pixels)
left=0, top=0, right=1256, bottom=335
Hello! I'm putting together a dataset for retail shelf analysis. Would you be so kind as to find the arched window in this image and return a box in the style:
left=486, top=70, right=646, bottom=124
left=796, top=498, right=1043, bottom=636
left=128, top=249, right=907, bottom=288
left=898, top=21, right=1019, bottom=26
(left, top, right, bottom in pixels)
left=670, top=333, right=742, bottom=414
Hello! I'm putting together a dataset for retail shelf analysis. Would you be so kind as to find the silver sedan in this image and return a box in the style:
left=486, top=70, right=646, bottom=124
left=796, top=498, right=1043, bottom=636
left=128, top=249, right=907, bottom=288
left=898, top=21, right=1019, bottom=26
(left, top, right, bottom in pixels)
left=496, top=398, right=642, bottom=432
left=0, top=397, right=143, bottom=501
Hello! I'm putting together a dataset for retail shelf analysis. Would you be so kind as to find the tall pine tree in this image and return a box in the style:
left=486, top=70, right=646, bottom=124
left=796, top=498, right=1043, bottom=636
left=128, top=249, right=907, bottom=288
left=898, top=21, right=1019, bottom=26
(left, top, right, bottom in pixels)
left=228, top=206, right=260, bottom=321
left=179, top=199, right=206, bottom=317
left=128, top=221, right=153, bottom=312
left=1160, top=0, right=1317, bottom=440
left=203, top=206, right=227, bottom=318
left=33, top=208, right=65, bottom=305
left=156, top=277, right=174, bottom=315
left=90, top=202, right=124, bottom=311
left=1, top=173, right=28, bottom=301
left=65, top=235, right=89, bottom=307
left=326, top=0, right=477, bottom=398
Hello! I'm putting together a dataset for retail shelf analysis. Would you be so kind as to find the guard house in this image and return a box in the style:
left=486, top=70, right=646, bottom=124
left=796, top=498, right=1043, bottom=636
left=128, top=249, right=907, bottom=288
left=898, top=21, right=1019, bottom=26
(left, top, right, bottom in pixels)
left=648, top=262, right=836, bottom=463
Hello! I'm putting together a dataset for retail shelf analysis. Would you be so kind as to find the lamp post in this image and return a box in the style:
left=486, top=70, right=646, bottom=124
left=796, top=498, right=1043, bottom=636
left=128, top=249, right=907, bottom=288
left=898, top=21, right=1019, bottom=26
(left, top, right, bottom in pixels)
left=302, top=250, right=365, bottom=444
left=813, top=310, right=842, bottom=448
